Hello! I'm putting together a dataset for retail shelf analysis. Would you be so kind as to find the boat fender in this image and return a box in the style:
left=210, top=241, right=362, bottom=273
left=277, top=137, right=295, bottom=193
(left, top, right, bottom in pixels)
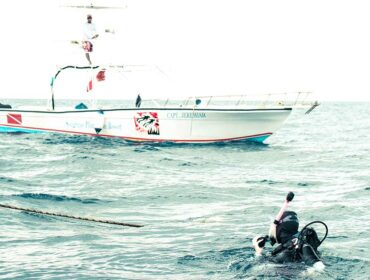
left=135, top=94, right=142, bottom=108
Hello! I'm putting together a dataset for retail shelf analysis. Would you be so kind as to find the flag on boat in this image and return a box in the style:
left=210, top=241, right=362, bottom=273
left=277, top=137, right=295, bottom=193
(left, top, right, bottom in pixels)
left=86, top=69, right=106, bottom=92
left=7, top=114, right=22, bottom=125
left=86, top=79, right=93, bottom=92
left=96, top=69, right=106, bottom=81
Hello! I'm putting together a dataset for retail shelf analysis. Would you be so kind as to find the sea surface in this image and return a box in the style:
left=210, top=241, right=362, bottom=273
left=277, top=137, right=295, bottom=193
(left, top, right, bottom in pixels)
left=0, top=101, right=369, bottom=279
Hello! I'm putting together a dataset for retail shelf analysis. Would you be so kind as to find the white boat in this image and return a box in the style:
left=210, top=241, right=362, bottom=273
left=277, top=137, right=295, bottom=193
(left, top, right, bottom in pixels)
left=0, top=66, right=318, bottom=143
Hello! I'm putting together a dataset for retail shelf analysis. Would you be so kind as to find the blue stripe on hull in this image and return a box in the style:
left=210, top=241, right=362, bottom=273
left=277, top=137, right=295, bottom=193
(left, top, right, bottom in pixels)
left=0, top=125, right=271, bottom=143
left=247, top=135, right=271, bottom=143
left=0, top=126, right=44, bottom=133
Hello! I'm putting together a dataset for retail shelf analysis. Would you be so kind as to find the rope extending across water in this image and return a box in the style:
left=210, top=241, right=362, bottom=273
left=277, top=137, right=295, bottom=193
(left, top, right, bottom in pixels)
left=0, top=203, right=143, bottom=228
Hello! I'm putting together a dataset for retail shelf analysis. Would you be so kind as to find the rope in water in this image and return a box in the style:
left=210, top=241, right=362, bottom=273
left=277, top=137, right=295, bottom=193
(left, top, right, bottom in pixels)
left=0, top=203, right=143, bottom=228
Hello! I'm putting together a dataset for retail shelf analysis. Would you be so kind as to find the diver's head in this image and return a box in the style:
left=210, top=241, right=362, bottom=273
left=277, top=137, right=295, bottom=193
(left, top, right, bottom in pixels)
left=276, top=211, right=299, bottom=244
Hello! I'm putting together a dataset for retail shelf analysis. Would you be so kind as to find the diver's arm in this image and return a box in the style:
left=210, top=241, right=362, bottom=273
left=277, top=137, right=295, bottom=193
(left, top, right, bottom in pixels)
left=269, top=192, right=294, bottom=244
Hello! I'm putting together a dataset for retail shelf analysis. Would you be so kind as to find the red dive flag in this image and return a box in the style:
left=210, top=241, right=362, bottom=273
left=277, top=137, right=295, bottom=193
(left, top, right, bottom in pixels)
left=86, top=79, right=93, bottom=92
left=7, top=114, right=22, bottom=125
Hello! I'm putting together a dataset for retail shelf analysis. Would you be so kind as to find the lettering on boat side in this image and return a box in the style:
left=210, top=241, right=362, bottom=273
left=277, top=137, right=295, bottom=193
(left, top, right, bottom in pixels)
left=166, top=112, right=207, bottom=119
left=134, top=112, right=160, bottom=135
left=103, top=122, right=122, bottom=130
left=65, top=121, right=87, bottom=129
left=65, top=121, right=122, bottom=130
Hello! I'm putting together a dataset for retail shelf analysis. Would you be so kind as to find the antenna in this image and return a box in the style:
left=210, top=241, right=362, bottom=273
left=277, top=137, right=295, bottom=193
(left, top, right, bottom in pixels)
left=60, top=0, right=127, bottom=10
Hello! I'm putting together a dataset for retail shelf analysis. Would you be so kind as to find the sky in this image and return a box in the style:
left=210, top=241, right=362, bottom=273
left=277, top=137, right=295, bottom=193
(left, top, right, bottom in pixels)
left=0, top=0, right=370, bottom=101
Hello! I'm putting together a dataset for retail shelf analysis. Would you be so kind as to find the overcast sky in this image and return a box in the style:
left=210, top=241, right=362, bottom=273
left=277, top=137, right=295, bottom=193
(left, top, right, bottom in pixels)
left=0, top=0, right=369, bottom=101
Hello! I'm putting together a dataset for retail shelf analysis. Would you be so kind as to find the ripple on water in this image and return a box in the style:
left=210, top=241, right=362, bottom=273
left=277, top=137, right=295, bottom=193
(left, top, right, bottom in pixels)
left=11, top=193, right=106, bottom=204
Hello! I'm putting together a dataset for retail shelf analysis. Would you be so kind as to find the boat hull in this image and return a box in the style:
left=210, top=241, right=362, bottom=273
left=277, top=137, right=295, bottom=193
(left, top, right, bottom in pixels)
left=0, top=108, right=292, bottom=143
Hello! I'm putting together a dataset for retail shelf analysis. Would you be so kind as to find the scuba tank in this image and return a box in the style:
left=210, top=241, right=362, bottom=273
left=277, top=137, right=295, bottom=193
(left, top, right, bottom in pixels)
left=296, top=221, right=328, bottom=265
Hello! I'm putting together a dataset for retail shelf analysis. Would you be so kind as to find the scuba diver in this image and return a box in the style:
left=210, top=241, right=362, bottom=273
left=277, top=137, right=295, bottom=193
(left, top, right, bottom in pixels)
left=252, top=192, right=328, bottom=270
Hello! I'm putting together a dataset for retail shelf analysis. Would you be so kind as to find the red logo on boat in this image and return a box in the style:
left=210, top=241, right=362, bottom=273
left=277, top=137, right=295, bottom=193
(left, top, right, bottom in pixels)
left=134, top=112, right=160, bottom=135
left=7, top=114, right=22, bottom=125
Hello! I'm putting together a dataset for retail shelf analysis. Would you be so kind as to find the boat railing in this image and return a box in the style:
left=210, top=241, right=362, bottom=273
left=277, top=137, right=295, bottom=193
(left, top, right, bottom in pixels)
left=152, top=92, right=317, bottom=109
left=48, top=65, right=317, bottom=111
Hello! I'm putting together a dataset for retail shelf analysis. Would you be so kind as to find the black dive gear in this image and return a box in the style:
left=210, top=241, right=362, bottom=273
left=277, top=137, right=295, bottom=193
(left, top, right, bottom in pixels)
left=297, top=221, right=328, bottom=249
left=271, top=213, right=328, bottom=265
left=295, top=221, right=328, bottom=265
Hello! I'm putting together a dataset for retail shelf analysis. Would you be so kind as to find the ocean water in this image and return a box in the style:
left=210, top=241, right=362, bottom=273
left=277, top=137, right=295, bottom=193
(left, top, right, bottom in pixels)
left=0, top=101, right=369, bottom=279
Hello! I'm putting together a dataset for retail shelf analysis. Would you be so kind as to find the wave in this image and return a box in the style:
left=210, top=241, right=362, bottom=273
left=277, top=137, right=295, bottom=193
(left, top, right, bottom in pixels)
left=245, top=179, right=283, bottom=185
left=12, top=193, right=106, bottom=204
left=0, top=176, right=16, bottom=183
left=178, top=245, right=370, bottom=279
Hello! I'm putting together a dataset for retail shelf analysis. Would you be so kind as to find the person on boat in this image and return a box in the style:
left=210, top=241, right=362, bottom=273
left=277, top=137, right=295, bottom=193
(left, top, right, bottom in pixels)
left=252, top=210, right=326, bottom=269
left=82, top=14, right=99, bottom=65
